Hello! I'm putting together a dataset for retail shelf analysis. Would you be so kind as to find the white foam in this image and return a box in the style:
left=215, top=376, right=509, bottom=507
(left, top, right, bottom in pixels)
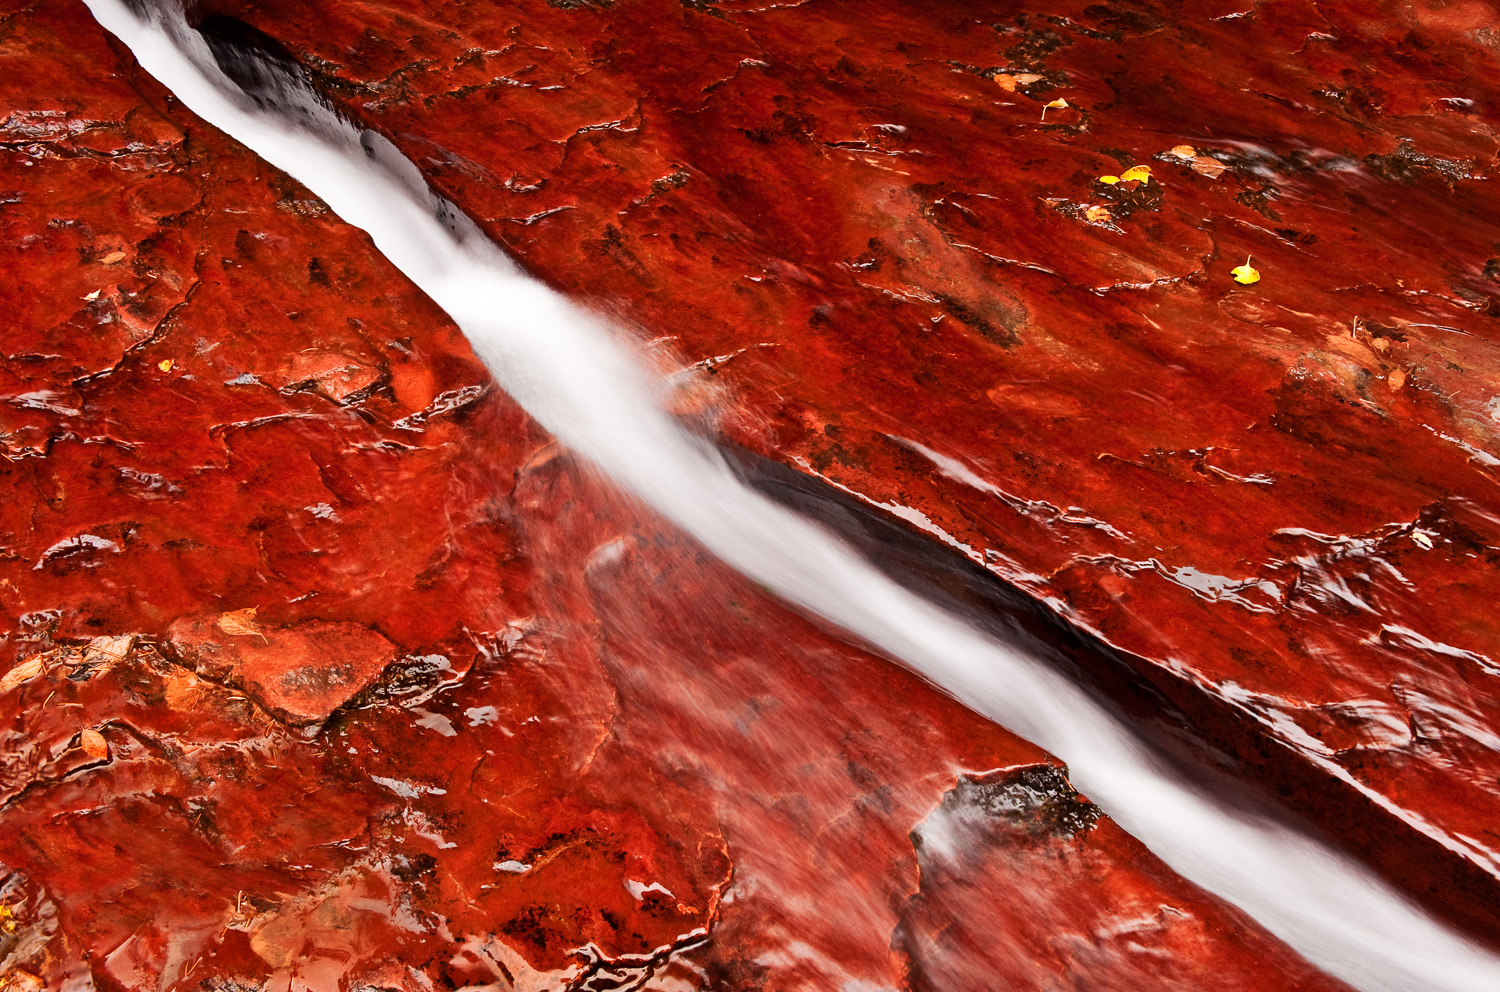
left=80, top=2, right=1500, bottom=988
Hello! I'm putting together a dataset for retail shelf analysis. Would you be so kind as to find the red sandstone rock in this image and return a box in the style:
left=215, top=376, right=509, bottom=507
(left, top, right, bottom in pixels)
left=268, top=350, right=386, bottom=405
left=892, top=769, right=1334, bottom=992
left=166, top=613, right=395, bottom=726
left=192, top=0, right=1500, bottom=940
left=0, top=0, right=1357, bottom=987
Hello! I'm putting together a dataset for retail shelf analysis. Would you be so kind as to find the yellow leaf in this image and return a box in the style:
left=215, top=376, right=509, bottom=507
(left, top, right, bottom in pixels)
left=1231, top=256, right=1261, bottom=285
left=1045, top=98, right=1069, bottom=108
left=100, top=251, right=127, bottom=265
left=1098, top=175, right=1121, bottom=185
left=84, top=290, right=101, bottom=301
left=80, top=727, right=109, bottom=760
left=0, top=657, right=44, bottom=696
left=1119, top=165, right=1152, bottom=183
left=217, top=607, right=265, bottom=640
left=1084, top=205, right=1112, bottom=223
left=1169, top=144, right=1197, bottom=158
left=159, top=359, right=175, bottom=372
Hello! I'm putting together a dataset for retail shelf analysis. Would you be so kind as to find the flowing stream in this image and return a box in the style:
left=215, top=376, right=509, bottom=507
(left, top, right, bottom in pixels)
left=80, top=1, right=1500, bottom=988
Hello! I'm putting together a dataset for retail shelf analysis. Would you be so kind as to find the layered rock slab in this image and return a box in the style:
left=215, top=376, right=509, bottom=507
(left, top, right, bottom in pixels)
left=166, top=614, right=396, bottom=727
left=0, top=0, right=1353, bottom=989
left=189, top=0, right=1500, bottom=939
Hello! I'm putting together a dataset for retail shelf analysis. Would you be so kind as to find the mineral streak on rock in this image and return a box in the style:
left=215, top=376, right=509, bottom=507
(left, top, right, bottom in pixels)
left=191, top=0, right=1500, bottom=939
left=0, top=0, right=1362, bottom=988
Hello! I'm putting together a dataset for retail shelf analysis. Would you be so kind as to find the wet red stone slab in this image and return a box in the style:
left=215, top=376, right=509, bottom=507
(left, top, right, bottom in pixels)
left=188, top=0, right=1500, bottom=940
left=166, top=614, right=396, bottom=727
left=0, top=0, right=1355, bottom=987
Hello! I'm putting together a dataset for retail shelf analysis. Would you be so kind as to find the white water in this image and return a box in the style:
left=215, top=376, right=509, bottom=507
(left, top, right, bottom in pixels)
left=81, top=2, right=1500, bottom=988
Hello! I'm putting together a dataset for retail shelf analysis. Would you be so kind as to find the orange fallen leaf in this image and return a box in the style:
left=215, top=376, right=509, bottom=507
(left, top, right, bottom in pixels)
left=1119, top=165, right=1152, bottom=183
left=1084, top=205, right=1112, bottom=223
left=218, top=607, right=266, bottom=641
left=86, top=634, right=134, bottom=659
left=164, top=672, right=204, bottom=711
left=1388, top=367, right=1407, bottom=390
left=1168, top=144, right=1197, bottom=158
left=0, top=657, right=44, bottom=695
left=100, top=251, right=127, bottom=265
left=80, top=727, right=109, bottom=760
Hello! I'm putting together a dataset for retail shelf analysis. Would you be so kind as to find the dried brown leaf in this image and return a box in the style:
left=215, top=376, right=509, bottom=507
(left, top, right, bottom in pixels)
left=996, top=72, right=1045, bottom=91
left=1191, top=156, right=1226, bottom=179
left=1388, top=367, right=1407, bottom=391
left=85, top=634, right=135, bottom=662
left=0, top=657, right=45, bottom=695
left=218, top=607, right=266, bottom=641
left=80, top=727, right=109, bottom=760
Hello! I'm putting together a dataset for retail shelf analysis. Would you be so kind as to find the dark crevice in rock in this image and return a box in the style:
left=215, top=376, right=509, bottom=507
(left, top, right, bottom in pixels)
left=729, top=442, right=1500, bottom=946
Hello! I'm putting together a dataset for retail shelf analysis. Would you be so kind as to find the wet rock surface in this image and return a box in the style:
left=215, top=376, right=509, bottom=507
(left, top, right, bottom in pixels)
left=191, top=0, right=1500, bottom=940
left=0, top=0, right=1357, bottom=987
left=896, top=769, right=1340, bottom=992
left=166, top=614, right=396, bottom=727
